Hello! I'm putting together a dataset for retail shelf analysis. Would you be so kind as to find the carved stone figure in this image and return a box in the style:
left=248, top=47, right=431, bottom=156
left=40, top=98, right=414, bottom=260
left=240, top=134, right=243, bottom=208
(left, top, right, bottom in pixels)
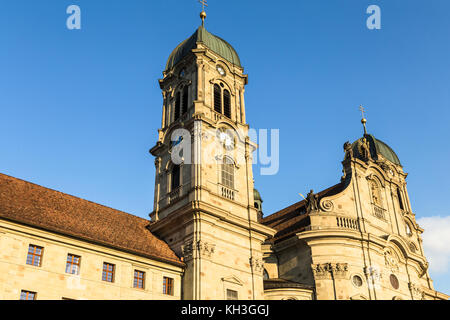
left=360, top=137, right=371, bottom=160
left=384, top=248, right=399, bottom=273
left=182, top=240, right=216, bottom=261
left=249, top=257, right=264, bottom=274
left=306, top=190, right=319, bottom=212
left=343, top=141, right=353, bottom=159
left=312, top=262, right=349, bottom=279
left=409, top=283, right=425, bottom=300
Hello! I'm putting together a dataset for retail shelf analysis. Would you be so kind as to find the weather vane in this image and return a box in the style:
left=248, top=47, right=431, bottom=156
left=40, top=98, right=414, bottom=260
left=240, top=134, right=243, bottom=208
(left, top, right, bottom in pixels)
left=198, top=0, right=208, bottom=27
left=359, top=105, right=368, bottom=135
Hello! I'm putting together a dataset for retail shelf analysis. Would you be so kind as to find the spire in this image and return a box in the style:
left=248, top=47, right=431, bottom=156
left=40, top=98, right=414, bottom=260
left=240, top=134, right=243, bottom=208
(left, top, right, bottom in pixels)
left=198, top=0, right=208, bottom=27
left=359, top=105, right=368, bottom=135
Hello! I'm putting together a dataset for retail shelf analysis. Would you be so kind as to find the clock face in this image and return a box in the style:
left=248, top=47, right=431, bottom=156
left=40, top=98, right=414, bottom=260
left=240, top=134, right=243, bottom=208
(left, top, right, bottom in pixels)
left=217, top=129, right=235, bottom=150
left=217, top=66, right=225, bottom=76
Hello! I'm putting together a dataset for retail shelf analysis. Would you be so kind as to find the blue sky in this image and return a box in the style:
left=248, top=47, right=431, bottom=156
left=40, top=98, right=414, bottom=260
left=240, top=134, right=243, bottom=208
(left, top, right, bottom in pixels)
left=1, top=1, right=449, bottom=295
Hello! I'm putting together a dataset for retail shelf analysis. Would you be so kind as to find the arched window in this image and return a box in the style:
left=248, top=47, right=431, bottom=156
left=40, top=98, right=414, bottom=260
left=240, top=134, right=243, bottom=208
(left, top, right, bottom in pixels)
left=182, top=86, right=188, bottom=115
left=405, top=221, right=413, bottom=237
left=370, top=180, right=382, bottom=207
left=223, top=89, right=231, bottom=118
left=214, top=84, right=222, bottom=113
left=397, top=187, right=404, bottom=211
left=221, top=157, right=234, bottom=189
left=164, top=95, right=170, bottom=127
left=174, top=92, right=181, bottom=121
left=263, top=269, right=269, bottom=280
left=171, top=165, right=181, bottom=190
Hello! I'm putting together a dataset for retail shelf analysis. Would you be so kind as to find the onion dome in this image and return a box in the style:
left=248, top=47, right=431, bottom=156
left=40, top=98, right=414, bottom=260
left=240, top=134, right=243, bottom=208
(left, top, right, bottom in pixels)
left=254, top=188, right=263, bottom=202
left=166, top=26, right=241, bottom=71
left=351, top=134, right=401, bottom=166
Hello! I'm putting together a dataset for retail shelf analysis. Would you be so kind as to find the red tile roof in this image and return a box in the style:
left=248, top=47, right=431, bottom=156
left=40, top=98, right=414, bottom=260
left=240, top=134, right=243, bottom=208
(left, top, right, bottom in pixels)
left=261, top=183, right=344, bottom=243
left=0, top=173, right=183, bottom=267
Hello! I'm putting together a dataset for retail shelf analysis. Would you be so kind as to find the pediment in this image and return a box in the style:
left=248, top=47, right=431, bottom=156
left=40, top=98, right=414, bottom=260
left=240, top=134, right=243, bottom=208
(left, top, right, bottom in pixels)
left=350, top=294, right=369, bottom=300
left=221, top=275, right=243, bottom=286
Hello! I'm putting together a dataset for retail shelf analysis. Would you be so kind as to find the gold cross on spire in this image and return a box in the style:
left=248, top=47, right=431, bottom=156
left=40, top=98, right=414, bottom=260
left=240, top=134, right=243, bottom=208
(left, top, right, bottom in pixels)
left=359, top=105, right=368, bottom=135
left=199, top=0, right=208, bottom=11
left=198, top=0, right=208, bottom=26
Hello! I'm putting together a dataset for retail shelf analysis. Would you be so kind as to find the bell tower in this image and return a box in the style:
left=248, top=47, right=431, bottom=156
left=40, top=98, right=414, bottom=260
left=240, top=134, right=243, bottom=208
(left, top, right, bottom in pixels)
left=148, top=8, right=275, bottom=300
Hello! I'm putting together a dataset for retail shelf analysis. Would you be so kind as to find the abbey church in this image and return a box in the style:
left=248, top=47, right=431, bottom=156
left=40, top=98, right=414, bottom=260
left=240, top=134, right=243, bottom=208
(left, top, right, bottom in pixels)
left=0, top=10, right=448, bottom=301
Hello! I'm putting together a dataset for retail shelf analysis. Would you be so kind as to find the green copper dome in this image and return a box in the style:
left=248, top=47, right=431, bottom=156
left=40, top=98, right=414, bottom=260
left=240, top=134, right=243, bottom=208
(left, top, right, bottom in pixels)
left=166, top=26, right=241, bottom=71
left=254, top=188, right=262, bottom=202
left=351, top=134, right=401, bottom=166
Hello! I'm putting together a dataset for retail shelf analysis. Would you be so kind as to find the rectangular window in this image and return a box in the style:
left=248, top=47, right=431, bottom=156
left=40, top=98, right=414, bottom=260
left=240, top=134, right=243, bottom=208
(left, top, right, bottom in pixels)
left=26, top=245, right=43, bottom=267
left=133, top=270, right=145, bottom=289
left=102, top=263, right=115, bottom=283
left=20, top=290, right=36, bottom=300
left=226, top=289, right=238, bottom=300
left=65, top=254, right=81, bottom=275
left=163, top=277, right=174, bottom=296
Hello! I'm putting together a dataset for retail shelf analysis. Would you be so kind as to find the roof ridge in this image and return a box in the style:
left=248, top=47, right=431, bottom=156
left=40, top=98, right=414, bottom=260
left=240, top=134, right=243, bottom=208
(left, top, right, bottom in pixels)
left=262, top=182, right=343, bottom=223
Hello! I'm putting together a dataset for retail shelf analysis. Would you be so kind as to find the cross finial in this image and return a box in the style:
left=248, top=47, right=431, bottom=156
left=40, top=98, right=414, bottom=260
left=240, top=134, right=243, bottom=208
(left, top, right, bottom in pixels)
left=359, top=105, right=366, bottom=119
left=359, top=105, right=368, bottom=135
left=199, top=0, right=208, bottom=11
left=198, top=0, right=208, bottom=26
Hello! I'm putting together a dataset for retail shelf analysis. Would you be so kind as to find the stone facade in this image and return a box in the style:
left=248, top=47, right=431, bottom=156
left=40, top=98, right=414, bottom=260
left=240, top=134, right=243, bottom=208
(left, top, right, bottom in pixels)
left=0, top=21, right=448, bottom=301
left=148, top=27, right=275, bottom=300
left=0, top=220, right=182, bottom=300
left=261, top=140, right=449, bottom=300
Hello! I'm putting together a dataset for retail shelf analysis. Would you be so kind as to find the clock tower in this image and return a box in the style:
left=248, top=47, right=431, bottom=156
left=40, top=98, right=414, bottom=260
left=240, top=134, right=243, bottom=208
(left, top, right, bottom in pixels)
left=148, top=11, right=275, bottom=300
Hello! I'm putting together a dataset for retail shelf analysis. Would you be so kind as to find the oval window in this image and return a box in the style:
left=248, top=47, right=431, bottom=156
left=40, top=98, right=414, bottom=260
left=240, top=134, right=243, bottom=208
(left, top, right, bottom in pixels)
left=390, top=274, right=399, bottom=290
left=352, top=275, right=363, bottom=287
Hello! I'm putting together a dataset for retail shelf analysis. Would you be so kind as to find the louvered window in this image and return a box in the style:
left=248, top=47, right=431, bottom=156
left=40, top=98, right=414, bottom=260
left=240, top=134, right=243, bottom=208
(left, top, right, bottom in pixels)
left=182, top=86, right=188, bottom=114
left=214, top=84, right=222, bottom=113
left=171, top=165, right=181, bottom=190
left=174, top=92, right=181, bottom=121
left=223, top=89, right=231, bottom=118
